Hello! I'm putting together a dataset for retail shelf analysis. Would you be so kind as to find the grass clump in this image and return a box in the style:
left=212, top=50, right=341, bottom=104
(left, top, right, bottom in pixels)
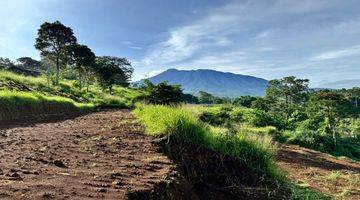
left=288, top=184, right=331, bottom=200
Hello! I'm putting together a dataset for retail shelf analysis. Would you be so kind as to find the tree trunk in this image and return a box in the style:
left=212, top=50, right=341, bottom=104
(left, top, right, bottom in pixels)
left=78, top=71, right=83, bottom=89
left=109, top=85, right=112, bottom=95
left=55, top=57, right=60, bottom=85
left=332, top=126, right=337, bottom=148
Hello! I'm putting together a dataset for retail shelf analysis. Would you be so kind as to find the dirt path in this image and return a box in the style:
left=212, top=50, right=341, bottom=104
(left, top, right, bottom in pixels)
left=0, top=110, right=174, bottom=199
left=277, top=144, right=360, bottom=200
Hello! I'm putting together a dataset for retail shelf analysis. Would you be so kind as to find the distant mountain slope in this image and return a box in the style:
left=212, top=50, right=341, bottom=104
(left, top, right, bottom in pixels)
left=317, top=79, right=360, bottom=89
left=136, top=69, right=268, bottom=97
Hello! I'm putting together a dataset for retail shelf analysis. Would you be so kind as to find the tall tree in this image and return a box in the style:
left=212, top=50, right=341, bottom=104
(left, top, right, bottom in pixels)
left=309, top=91, right=348, bottom=147
left=95, top=56, right=133, bottom=94
left=35, top=21, right=77, bottom=84
left=265, top=76, right=309, bottom=125
left=67, top=44, right=96, bottom=89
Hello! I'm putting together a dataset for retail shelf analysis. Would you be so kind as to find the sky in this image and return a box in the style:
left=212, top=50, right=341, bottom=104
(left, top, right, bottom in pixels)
left=0, top=0, right=360, bottom=87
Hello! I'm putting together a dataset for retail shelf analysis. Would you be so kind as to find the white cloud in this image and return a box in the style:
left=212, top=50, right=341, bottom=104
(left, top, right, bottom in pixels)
left=129, top=46, right=143, bottom=50
left=312, top=46, right=360, bottom=60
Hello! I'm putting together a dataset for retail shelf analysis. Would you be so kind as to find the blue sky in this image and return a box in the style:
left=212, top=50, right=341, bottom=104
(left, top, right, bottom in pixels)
left=0, top=0, right=360, bottom=86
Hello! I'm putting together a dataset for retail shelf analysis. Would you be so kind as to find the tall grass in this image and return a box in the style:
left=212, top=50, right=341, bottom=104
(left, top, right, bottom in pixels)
left=0, top=70, right=142, bottom=108
left=0, top=91, right=93, bottom=121
left=133, top=104, right=283, bottom=183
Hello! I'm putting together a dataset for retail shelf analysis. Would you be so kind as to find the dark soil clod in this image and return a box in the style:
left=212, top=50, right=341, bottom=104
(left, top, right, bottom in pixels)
left=53, top=160, right=67, bottom=168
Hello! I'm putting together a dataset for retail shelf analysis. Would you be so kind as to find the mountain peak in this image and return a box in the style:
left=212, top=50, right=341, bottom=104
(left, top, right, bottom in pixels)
left=138, top=69, right=268, bottom=97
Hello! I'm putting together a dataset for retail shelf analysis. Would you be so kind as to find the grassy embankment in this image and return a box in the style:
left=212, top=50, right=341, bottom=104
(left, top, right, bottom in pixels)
left=133, top=104, right=330, bottom=199
left=193, top=104, right=360, bottom=161
left=0, top=70, right=143, bottom=120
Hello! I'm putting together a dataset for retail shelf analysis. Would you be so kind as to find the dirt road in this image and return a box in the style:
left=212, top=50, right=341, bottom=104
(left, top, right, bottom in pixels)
left=0, top=110, right=174, bottom=199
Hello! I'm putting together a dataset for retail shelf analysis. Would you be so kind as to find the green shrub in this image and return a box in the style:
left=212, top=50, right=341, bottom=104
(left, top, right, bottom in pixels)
left=199, top=107, right=231, bottom=126
left=230, top=107, right=273, bottom=127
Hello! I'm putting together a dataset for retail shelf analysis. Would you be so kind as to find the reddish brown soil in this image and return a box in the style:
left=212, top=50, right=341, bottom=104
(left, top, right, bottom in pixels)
left=0, top=110, right=175, bottom=199
left=277, top=144, right=360, bottom=200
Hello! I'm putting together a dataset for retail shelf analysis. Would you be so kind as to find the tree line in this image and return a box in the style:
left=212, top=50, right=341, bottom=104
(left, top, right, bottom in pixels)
left=1, top=21, right=133, bottom=94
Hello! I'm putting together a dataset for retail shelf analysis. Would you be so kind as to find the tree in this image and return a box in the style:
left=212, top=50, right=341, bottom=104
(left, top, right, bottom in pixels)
left=265, top=76, right=309, bottom=125
left=67, top=44, right=96, bottom=89
left=233, top=95, right=258, bottom=108
left=343, top=87, right=360, bottom=108
left=95, top=56, right=133, bottom=94
left=251, top=97, right=270, bottom=112
left=183, top=93, right=199, bottom=104
left=16, top=57, right=41, bottom=70
left=0, top=57, right=14, bottom=69
left=309, top=91, right=348, bottom=147
left=143, top=81, right=184, bottom=105
left=35, top=21, right=77, bottom=84
left=198, top=91, right=215, bottom=104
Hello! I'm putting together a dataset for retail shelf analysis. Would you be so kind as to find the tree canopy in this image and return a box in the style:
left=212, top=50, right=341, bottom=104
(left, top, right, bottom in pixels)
left=95, top=56, right=133, bottom=94
left=142, top=80, right=184, bottom=105
left=35, top=21, right=77, bottom=84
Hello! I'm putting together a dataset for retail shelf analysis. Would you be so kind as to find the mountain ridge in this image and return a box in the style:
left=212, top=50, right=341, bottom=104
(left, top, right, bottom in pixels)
left=135, top=68, right=268, bottom=97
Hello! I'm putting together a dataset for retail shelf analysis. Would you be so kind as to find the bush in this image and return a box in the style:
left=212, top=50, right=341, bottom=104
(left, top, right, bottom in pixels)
left=230, top=107, right=273, bottom=127
left=199, top=106, right=231, bottom=126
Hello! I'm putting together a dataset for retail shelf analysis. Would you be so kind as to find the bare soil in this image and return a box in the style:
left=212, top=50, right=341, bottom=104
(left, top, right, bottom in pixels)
left=277, top=144, right=360, bottom=200
left=0, top=110, right=175, bottom=199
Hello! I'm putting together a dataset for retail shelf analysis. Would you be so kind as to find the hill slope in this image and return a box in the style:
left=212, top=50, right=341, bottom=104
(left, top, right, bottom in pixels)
left=137, top=69, right=268, bottom=97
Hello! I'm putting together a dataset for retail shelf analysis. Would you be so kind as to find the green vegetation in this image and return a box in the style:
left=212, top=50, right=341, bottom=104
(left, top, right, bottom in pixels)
left=189, top=102, right=360, bottom=161
left=255, top=77, right=360, bottom=160
left=133, top=104, right=334, bottom=199
left=0, top=20, right=141, bottom=119
left=288, top=184, right=330, bottom=200
left=198, top=90, right=231, bottom=104
left=133, top=104, right=282, bottom=184
left=0, top=90, right=93, bottom=121
left=189, top=76, right=359, bottom=160
left=139, top=80, right=184, bottom=105
left=0, top=70, right=142, bottom=108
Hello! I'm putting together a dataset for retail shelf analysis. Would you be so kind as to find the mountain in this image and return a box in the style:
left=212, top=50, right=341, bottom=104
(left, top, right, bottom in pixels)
left=317, top=79, right=360, bottom=89
left=136, top=69, right=268, bottom=97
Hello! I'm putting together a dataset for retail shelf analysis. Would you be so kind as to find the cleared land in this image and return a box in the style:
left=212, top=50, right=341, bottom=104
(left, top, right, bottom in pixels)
left=0, top=110, right=174, bottom=199
left=277, top=144, right=360, bottom=200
